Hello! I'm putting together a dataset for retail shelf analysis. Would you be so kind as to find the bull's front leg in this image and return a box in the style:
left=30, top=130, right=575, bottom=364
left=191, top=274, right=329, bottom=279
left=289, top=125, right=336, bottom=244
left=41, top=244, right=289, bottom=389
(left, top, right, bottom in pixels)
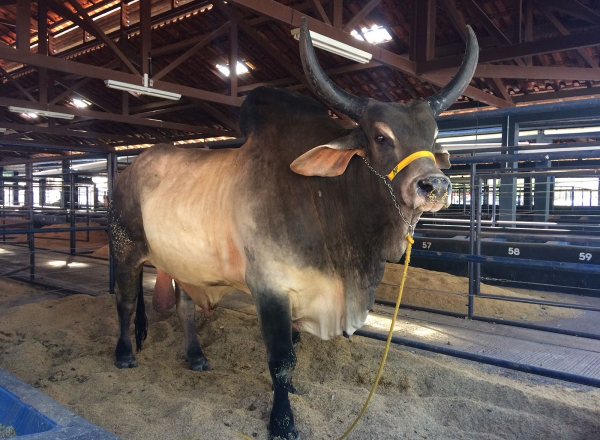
left=253, top=291, right=299, bottom=440
left=174, top=284, right=210, bottom=371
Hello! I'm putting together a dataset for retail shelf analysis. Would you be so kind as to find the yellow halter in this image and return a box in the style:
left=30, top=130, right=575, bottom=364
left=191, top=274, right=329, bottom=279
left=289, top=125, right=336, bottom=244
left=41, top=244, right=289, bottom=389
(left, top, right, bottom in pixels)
left=387, top=151, right=436, bottom=181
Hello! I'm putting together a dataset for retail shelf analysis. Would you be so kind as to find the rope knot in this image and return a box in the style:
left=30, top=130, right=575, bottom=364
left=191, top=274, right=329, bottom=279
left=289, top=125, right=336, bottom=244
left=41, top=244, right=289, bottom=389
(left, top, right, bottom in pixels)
left=405, top=234, right=414, bottom=245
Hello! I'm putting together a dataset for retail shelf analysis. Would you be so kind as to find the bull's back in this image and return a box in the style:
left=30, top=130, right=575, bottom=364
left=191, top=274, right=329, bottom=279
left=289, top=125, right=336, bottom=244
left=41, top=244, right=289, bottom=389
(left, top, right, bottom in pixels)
left=118, top=145, right=248, bottom=291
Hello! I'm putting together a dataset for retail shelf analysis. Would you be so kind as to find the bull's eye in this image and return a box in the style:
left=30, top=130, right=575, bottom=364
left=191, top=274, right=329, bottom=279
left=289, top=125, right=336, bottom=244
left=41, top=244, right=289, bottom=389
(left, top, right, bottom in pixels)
left=375, top=135, right=386, bottom=143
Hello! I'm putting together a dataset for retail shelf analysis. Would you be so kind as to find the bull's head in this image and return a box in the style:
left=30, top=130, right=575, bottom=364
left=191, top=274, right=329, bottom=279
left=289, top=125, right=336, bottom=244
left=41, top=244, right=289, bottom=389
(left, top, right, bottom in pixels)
left=291, top=18, right=478, bottom=220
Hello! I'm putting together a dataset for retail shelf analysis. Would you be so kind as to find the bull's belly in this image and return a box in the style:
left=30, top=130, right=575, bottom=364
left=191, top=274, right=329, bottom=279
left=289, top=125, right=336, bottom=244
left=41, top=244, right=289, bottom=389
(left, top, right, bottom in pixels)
left=142, top=219, right=248, bottom=293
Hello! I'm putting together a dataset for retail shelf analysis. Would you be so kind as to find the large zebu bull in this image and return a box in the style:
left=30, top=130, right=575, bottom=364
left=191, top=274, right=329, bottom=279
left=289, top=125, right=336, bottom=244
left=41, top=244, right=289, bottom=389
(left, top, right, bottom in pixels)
left=108, top=19, right=478, bottom=440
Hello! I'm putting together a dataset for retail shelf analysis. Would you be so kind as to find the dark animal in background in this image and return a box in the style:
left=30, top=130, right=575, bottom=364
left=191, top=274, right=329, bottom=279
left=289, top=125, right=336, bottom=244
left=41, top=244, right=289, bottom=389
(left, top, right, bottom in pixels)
left=108, top=19, right=478, bottom=440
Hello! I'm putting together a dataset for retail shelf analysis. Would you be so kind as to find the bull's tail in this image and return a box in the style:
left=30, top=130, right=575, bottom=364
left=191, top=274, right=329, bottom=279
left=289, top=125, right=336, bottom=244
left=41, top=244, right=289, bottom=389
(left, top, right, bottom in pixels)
left=134, top=270, right=148, bottom=351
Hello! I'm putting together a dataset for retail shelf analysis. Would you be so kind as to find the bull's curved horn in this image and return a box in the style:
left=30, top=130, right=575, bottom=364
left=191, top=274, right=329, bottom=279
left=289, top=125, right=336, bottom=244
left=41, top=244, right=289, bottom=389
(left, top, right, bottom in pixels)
left=299, top=18, right=368, bottom=121
left=426, top=26, right=479, bottom=116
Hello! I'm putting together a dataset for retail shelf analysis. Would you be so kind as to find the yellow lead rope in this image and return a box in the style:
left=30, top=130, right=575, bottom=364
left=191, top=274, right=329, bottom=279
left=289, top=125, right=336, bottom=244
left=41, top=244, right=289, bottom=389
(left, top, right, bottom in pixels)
left=336, top=233, right=414, bottom=440
left=236, top=233, right=414, bottom=440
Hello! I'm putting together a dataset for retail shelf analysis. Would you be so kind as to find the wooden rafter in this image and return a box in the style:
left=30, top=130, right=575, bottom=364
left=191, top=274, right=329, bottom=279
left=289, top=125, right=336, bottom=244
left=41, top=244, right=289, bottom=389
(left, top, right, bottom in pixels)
left=0, top=65, right=36, bottom=101
left=0, top=121, right=149, bottom=141
left=309, top=0, right=330, bottom=25
left=530, top=0, right=600, bottom=26
left=538, top=6, right=599, bottom=69
left=153, top=21, right=231, bottom=81
left=419, top=28, right=600, bottom=73
left=0, top=96, right=234, bottom=136
left=227, top=0, right=511, bottom=108
left=343, top=0, right=382, bottom=33
left=429, top=64, right=600, bottom=81
left=52, top=0, right=139, bottom=75
left=0, top=45, right=243, bottom=106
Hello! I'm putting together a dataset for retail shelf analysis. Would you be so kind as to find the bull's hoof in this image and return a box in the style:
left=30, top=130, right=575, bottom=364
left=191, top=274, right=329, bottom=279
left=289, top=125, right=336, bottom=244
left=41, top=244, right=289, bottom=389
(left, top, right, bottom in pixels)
left=188, top=357, right=211, bottom=371
left=268, top=427, right=299, bottom=440
left=115, top=356, right=138, bottom=369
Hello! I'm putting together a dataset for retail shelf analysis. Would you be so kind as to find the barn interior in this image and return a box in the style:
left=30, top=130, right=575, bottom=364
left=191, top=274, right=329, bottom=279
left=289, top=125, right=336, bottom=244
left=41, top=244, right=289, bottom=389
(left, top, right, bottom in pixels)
left=0, top=1, right=600, bottom=440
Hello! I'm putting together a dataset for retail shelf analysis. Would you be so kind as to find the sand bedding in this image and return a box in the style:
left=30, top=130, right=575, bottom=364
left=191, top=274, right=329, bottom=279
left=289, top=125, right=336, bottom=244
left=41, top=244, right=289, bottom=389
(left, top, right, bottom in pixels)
left=11, top=223, right=108, bottom=252
left=378, top=264, right=581, bottom=321
left=0, top=278, right=599, bottom=440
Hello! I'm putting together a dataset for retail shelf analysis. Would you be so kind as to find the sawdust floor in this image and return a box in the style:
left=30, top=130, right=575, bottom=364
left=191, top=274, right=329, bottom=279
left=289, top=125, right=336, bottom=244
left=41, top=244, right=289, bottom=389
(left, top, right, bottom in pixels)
left=0, top=278, right=599, bottom=440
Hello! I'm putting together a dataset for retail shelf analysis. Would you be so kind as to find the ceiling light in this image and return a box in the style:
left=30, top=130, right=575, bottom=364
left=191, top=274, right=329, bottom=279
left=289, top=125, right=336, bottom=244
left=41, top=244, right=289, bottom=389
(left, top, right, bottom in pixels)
left=8, top=106, right=75, bottom=120
left=351, top=25, right=392, bottom=44
left=215, top=62, right=250, bottom=77
left=105, top=79, right=181, bottom=101
left=92, top=6, right=120, bottom=21
left=70, top=98, right=90, bottom=108
left=291, top=28, right=372, bottom=64
left=53, top=26, right=77, bottom=38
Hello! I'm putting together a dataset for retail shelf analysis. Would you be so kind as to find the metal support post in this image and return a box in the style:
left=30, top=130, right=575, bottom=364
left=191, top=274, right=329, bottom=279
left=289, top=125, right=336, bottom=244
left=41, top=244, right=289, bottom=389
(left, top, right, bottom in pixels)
left=107, top=153, right=118, bottom=294
left=499, top=116, right=518, bottom=224
left=475, top=176, right=482, bottom=296
left=533, top=159, right=553, bottom=223
left=11, top=172, right=19, bottom=205
left=39, top=178, right=46, bottom=207
left=26, top=162, right=34, bottom=281
left=69, top=172, right=76, bottom=255
left=0, top=166, right=3, bottom=207
left=468, top=164, right=476, bottom=318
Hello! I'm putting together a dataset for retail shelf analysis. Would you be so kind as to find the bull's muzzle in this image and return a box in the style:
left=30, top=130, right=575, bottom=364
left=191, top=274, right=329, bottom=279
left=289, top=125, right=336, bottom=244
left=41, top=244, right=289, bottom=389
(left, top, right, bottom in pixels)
left=416, top=175, right=452, bottom=210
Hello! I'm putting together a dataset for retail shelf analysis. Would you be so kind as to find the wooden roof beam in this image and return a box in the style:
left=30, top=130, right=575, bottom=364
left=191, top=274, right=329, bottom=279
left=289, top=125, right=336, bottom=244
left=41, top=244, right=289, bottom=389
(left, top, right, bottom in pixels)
left=419, top=28, right=600, bottom=73
left=538, top=6, right=599, bottom=68
left=530, top=0, right=600, bottom=27
left=343, top=0, right=382, bottom=33
left=0, top=45, right=243, bottom=106
left=0, top=121, right=148, bottom=142
left=430, top=64, right=600, bottom=80
left=0, top=65, right=36, bottom=101
left=228, top=0, right=511, bottom=108
left=0, top=97, right=234, bottom=136
left=64, top=0, right=139, bottom=75
left=308, top=0, right=330, bottom=25
left=153, top=21, right=231, bottom=81
left=463, top=0, right=511, bottom=44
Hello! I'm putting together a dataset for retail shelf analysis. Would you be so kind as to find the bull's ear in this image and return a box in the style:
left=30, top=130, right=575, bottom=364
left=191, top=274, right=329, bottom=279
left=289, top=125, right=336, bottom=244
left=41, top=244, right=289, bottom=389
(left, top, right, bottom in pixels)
left=434, top=147, right=451, bottom=169
left=290, top=133, right=365, bottom=177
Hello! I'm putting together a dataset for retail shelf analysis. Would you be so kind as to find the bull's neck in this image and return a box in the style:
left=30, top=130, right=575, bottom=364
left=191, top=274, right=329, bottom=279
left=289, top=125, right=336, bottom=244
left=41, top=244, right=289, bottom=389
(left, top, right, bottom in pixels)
left=349, top=157, right=411, bottom=262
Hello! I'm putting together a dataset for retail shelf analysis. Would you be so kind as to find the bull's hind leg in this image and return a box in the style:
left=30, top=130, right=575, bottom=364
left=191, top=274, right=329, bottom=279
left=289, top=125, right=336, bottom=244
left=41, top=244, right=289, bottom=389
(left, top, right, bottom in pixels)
left=109, top=200, right=149, bottom=369
left=252, top=289, right=299, bottom=440
left=175, top=284, right=210, bottom=371
left=113, top=258, right=146, bottom=368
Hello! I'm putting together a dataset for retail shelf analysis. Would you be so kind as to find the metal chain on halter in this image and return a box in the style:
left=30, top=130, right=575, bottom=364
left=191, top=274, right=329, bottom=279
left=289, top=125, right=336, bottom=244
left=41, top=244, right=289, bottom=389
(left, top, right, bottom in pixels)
left=362, top=157, right=417, bottom=235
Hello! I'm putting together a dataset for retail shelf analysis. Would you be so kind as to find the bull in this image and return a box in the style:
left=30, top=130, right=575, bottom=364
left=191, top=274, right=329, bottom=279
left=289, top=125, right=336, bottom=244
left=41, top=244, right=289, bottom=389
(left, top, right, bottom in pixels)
left=108, top=19, right=478, bottom=440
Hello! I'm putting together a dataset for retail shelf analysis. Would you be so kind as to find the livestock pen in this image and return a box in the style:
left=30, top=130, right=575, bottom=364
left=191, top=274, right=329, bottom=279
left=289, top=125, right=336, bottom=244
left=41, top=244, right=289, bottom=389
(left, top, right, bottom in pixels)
left=1, top=100, right=600, bottom=439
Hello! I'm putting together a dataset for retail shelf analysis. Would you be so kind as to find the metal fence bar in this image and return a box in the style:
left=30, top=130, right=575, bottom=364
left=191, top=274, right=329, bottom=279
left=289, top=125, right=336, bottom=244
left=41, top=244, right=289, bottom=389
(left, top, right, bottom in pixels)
left=355, top=329, right=600, bottom=388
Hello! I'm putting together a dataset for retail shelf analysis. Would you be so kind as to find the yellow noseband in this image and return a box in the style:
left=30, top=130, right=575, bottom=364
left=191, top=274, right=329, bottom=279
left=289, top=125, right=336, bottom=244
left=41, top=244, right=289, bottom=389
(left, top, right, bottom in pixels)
left=387, top=151, right=436, bottom=181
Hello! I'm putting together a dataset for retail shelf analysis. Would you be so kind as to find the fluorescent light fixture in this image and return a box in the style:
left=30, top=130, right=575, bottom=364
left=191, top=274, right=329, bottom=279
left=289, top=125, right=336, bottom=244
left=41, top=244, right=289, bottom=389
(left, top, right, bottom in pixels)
left=53, top=25, right=77, bottom=38
left=92, top=6, right=120, bottom=21
left=544, top=126, right=600, bottom=135
left=8, top=106, right=74, bottom=120
left=105, top=79, right=181, bottom=101
left=351, top=25, right=392, bottom=44
left=291, top=28, right=372, bottom=64
left=216, top=62, right=250, bottom=77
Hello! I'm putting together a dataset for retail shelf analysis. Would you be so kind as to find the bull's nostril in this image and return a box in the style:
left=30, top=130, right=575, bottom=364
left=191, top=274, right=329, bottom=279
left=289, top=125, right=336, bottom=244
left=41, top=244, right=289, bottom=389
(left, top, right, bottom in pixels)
left=418, top=180, right=434, bottom=194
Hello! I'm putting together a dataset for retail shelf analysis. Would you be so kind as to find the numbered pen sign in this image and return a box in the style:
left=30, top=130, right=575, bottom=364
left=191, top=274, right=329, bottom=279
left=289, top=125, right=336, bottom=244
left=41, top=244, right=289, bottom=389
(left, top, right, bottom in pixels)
left=579, top=252, right=593, bottom=262
left=508, top=247, right=520, bottom=256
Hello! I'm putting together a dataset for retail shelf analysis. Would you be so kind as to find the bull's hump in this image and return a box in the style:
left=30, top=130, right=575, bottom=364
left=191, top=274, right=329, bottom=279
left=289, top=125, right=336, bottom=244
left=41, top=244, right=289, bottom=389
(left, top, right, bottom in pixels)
left=239, top=87, right=331, bottom=138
